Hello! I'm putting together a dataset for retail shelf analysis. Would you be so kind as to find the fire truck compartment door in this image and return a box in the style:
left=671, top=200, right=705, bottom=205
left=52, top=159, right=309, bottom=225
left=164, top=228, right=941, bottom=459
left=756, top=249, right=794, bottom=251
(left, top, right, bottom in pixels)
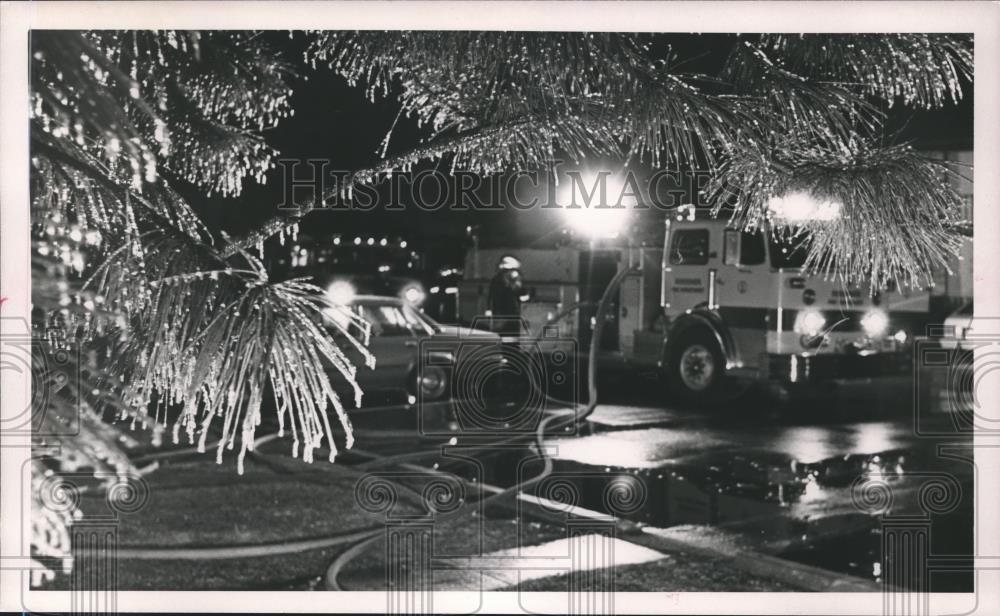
left=618, top=272, right=642, bottom=357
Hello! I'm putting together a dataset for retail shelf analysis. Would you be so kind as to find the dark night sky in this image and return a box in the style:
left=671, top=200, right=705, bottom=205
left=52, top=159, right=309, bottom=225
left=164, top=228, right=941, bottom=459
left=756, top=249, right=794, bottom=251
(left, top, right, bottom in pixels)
left=188, top=32, right=973, bottom=268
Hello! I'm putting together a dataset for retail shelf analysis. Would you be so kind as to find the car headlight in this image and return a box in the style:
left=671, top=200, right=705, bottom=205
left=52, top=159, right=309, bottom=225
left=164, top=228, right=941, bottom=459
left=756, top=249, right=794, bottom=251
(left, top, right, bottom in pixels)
left=326, top=280, right=356, bottom=305
left=794, top=309, right=826, bottom=337
left=401, top=284, right=426, bottom=306
left=861, top=309, right=889, bottom=337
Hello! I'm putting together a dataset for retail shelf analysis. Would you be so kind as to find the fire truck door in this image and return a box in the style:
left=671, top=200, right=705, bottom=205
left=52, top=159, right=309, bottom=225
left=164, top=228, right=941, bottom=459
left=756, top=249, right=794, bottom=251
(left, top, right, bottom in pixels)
left=663, top=227, right=714, bottom=314
left=717, top=229, right=770, bottom=368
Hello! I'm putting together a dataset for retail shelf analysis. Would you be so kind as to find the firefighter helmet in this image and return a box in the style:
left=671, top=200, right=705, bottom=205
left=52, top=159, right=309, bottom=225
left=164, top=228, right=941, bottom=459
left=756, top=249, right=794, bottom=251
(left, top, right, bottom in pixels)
left=498, top=255, right=521, bottom=270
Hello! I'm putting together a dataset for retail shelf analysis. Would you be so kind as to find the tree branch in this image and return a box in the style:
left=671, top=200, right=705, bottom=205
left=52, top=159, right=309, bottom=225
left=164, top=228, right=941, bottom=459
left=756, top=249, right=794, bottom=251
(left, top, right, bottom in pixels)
left=31, top=135, right=190, bottom=239
left=218, top=119, right=531, bottom=258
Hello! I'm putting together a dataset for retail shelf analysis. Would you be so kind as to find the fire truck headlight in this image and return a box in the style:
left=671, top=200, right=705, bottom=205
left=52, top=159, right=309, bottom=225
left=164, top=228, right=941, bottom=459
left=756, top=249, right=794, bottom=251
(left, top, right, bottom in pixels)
left=326, top=280, right=356, bottom=306
left=861, top=309, right=889, bottom=337
left=794, top=309, right=827, bottom=337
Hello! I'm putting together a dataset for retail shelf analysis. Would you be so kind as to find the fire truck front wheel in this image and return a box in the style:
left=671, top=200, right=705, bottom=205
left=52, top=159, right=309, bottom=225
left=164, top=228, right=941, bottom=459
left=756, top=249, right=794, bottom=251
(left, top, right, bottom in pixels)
left=668, top=331, right=726, bottom=402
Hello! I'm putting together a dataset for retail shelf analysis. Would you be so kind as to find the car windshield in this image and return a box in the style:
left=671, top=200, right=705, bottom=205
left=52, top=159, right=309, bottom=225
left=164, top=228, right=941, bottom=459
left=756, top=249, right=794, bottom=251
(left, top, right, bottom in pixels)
left=324, top=301, right=437, bottom=338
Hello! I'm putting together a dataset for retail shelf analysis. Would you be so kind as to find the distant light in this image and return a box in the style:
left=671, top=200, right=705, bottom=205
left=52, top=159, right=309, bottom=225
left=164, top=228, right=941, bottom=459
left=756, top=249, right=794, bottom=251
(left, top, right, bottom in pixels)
left=893, top=330, right=908, bottom=344
left=367, top=237, right=375, bottom=246
left=429, top=286, right=440, bottom=294
left=379, top=238, right=388, bottom=246
left=333, top=236, right=341, bottom=245
left=861, top=309, right=890, bottom=337
left=378, top=264, right=391, bottom=273
left=444, top=287, right=458, bottom=295
left=400, top=240, right=408, bottom=248
left=768, top=191, right=841, bottom=222
left=354, top=237, right=362, bottom=246
left=326, top=280, right=356, bottom=305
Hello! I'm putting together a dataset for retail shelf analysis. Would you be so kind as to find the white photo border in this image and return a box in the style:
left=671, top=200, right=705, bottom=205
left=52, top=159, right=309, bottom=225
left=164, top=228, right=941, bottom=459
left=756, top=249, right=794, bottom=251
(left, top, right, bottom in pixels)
left=2, top=2, right=997, bottom=614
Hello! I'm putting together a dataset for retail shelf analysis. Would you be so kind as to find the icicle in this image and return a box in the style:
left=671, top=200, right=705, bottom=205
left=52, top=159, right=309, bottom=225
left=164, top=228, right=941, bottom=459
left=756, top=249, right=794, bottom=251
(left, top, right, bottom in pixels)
left=237, top=445, right=247, bottom=475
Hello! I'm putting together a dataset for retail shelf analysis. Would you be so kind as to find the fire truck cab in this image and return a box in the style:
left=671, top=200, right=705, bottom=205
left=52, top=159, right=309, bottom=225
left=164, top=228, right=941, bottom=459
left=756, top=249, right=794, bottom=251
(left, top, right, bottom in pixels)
left=654, top=207, right=927, bottom=400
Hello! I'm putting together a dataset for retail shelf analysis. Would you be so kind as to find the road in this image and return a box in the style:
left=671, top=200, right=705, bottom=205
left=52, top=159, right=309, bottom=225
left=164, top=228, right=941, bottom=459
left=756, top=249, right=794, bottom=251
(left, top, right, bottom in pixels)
left=346, top=371, right=974, bottom=591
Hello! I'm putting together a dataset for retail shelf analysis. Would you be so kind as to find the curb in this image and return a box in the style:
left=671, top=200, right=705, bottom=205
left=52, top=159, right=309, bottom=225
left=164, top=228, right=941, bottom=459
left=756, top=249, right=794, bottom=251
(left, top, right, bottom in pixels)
left=621, top=527, right=882, bottom=592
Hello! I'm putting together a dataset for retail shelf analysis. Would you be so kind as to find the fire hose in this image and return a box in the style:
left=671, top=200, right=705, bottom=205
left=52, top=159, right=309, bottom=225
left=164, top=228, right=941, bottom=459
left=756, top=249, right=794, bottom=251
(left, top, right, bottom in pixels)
left=106, top=268, right=639, bottom=589
left=325, top=266, right=637, bottom=589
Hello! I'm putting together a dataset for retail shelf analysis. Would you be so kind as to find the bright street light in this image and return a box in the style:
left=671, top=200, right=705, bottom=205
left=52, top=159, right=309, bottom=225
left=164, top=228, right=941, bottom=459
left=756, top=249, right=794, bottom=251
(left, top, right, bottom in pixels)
left=768, top=190, right=842, bottom=222
left=557, top=169, right=635, bottom=238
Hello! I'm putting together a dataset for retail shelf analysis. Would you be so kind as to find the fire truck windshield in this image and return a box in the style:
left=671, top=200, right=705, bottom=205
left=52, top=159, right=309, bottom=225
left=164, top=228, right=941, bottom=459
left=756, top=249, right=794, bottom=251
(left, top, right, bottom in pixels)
left=769, top=231, right=811, bottom=269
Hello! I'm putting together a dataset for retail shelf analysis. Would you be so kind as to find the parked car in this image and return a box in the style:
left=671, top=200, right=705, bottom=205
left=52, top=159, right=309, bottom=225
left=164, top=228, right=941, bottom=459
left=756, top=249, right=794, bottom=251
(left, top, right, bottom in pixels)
left=321, top=290, right=500, bottom=403
left=939, top=301, right=974, bottom=350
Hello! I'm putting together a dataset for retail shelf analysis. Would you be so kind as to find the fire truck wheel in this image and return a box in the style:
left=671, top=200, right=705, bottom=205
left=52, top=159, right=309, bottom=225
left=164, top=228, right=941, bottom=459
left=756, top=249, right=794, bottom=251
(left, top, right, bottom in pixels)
left=668, top=330, right=725, bottom=403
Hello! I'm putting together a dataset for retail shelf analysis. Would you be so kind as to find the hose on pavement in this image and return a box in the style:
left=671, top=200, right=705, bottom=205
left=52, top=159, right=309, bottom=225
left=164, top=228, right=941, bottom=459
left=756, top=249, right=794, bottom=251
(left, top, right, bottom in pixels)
left=109, top=268, right=636, bottom=587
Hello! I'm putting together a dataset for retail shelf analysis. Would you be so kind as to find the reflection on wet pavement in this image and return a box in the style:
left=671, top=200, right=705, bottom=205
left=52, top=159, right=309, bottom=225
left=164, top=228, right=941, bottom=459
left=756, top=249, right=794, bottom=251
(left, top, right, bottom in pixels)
left=536, top=412, right=973, bottom=591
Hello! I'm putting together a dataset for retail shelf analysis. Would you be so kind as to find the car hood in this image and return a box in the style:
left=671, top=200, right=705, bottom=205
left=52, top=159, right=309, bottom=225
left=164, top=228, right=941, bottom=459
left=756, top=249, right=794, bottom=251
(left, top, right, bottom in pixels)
left=434, top=325, right=500, bottom=341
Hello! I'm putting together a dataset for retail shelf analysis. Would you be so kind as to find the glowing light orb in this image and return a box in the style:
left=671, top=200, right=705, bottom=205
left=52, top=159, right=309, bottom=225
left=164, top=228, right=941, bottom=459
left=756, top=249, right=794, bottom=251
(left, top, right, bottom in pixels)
left=557, top=170, right=636, bottom=238
left=861, top=309, right=890, bottom=337
left=768, top=191, right=842, bottom=222
left=326, top=280, right=356, bottom=305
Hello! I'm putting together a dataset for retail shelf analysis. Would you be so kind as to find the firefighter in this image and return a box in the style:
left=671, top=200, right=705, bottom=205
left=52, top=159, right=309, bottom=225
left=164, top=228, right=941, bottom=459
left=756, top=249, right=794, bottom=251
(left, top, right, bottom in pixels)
left=485, top=255, right=527, bottom=407
left=487, top=255, right=525, bottom=339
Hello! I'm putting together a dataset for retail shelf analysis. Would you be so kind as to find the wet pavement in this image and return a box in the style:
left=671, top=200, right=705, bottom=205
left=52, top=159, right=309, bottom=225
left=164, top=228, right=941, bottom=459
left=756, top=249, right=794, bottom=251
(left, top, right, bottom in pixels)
left=344, top=370, right=975, bottom=592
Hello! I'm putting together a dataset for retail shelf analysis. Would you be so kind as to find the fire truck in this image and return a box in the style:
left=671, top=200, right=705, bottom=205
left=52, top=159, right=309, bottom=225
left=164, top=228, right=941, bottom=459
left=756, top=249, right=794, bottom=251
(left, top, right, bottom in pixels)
left=459, top=163, right=972, bottom=402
